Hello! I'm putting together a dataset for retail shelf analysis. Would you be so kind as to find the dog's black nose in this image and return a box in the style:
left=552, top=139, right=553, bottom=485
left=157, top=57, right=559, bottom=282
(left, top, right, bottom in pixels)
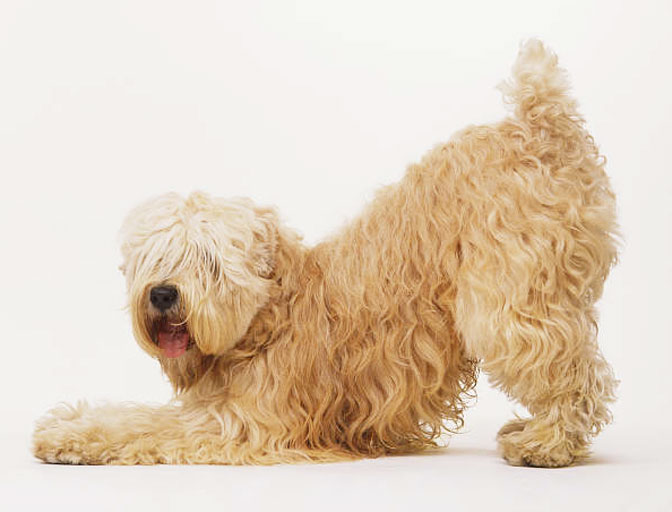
left=150, top=286, right=178, bottom=312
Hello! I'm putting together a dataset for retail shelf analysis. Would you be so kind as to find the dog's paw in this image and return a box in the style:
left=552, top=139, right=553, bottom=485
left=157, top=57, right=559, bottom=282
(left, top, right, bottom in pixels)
left=496, top=418, right=575, bottom=468
left=496, top=418, right=528, bottom=438
left=32, top=402, right=108, bottom=464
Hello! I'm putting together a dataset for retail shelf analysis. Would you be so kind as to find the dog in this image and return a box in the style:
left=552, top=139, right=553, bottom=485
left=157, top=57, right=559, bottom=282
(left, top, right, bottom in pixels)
left=33, top=40, right=618, bottom=467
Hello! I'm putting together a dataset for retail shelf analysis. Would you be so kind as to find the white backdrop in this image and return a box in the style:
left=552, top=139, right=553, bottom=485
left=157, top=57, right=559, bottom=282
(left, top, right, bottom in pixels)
left=1, top=1, right=671, bottom=510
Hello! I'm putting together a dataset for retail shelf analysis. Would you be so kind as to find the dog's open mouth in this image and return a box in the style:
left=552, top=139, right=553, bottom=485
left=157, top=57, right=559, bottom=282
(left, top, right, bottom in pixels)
left=154, top=317, right=191, bottom=358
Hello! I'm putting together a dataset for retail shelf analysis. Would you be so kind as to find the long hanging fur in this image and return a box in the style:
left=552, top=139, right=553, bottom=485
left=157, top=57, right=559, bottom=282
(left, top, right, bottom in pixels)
left=33, top=40, right=618, bottom=467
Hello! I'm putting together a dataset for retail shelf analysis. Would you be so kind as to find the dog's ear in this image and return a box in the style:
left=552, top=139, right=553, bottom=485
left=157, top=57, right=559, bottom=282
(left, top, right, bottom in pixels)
left=189, top=199, right=280, bottom=356
left=248, top=205, right=278, bottom=278
left=186, top=192, right=279, bottom=279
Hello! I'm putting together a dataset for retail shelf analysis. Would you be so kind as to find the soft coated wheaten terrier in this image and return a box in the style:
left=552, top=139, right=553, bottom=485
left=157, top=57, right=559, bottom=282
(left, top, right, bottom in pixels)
left=34, top=40, right=618, bottom=468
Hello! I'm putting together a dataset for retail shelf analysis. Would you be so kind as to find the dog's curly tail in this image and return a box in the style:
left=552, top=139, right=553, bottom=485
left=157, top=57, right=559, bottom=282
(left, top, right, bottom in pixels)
left=498, top=39, right=582, bottom=129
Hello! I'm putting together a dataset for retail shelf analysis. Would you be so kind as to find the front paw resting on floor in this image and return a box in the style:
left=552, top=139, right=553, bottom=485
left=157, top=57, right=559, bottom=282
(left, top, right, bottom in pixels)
left=32, top=401, right=169, bottom=465
left=33, top=402, right=112, bottom=464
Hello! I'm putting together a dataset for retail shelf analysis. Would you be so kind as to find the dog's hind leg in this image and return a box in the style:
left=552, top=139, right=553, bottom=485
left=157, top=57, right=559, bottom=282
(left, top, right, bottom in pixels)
left=445, top=38, right=619, bottom=468
left=454, top=214, right=618, bottom=467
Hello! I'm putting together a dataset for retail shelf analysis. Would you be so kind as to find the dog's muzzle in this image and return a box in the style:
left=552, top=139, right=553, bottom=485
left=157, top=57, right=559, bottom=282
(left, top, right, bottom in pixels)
left=149, top=285, right=191, bottom=358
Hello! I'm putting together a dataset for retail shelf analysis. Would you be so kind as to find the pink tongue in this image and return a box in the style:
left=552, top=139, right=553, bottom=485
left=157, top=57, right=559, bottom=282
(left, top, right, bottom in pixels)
left=157, top=323, right=189, bottom=358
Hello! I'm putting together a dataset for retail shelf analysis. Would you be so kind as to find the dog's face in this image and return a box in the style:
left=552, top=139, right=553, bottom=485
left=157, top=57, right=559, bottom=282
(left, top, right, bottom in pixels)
left=119, top=192, right=277, bottom=359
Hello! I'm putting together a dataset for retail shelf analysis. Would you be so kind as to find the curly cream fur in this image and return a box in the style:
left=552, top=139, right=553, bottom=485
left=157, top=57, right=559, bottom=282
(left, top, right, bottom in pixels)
left=33, top=40, right=618, bottom=468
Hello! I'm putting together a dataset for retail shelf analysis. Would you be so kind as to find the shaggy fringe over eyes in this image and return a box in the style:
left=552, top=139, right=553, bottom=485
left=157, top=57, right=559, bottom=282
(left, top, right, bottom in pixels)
left=32, top=40, right=617, bottom=467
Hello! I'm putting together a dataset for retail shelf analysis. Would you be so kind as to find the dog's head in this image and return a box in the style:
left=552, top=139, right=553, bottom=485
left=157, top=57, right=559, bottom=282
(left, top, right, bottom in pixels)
left=119, top=191, right=278, bottom=360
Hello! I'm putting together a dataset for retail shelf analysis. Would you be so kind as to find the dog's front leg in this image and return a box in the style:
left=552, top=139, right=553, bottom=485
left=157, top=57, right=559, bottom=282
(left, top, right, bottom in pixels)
left=32, top=401, right=246, bottom=465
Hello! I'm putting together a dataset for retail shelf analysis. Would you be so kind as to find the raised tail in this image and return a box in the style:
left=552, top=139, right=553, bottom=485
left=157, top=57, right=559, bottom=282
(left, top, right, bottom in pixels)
left=498, top=39, right=582, bottom=129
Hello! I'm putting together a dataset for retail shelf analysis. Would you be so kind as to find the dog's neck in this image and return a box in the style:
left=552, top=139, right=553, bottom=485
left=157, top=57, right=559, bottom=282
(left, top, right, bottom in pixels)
left=234, top=225, right=310, bottom=351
